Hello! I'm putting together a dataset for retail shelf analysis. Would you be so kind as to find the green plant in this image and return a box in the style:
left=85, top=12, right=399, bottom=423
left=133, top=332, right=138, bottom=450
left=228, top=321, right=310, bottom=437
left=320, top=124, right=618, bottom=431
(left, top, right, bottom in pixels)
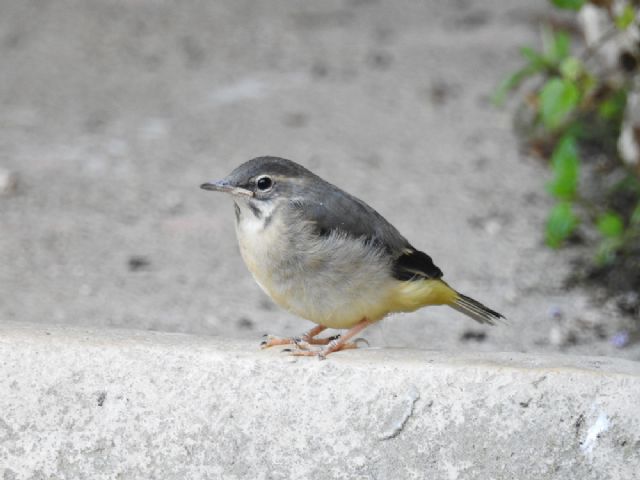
left=496, top=1, right=640, bottom=269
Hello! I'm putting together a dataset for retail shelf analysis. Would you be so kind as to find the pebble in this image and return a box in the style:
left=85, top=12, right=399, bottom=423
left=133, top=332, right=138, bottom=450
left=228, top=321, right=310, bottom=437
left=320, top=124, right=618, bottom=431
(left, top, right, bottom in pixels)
left=0, top=168, right=18, bottom=196
left=128, top=255, right=151, bottom=272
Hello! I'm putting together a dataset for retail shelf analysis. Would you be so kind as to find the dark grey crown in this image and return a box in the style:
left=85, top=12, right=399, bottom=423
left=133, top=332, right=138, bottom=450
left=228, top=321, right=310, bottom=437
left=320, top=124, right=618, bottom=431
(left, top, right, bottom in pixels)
left=230, top=156, right=316, bottom=181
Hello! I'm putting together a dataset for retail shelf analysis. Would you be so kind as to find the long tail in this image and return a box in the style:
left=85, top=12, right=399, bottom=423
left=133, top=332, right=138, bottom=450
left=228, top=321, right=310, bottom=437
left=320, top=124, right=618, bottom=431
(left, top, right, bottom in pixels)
left=391, top=279, right=505, bottom=325
left=450, top=292, right=505, bottom=325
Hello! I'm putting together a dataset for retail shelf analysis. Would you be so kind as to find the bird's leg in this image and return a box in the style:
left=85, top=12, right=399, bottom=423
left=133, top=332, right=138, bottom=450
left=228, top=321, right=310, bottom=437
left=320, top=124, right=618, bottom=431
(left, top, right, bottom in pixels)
left=261, top=325, right=338, bottom=350
left=289, top=318, right=373, bottom=359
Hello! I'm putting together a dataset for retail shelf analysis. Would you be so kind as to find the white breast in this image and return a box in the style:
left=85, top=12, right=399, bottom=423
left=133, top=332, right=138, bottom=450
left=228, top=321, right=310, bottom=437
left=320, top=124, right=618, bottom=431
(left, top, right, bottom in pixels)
left=234, top=199, right=284, bottom=296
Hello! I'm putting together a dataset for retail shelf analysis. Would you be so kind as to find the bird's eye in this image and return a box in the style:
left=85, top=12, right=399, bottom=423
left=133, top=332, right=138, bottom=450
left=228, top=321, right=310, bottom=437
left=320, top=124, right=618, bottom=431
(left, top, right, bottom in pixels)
left=256, top=176, right=273, bottom=191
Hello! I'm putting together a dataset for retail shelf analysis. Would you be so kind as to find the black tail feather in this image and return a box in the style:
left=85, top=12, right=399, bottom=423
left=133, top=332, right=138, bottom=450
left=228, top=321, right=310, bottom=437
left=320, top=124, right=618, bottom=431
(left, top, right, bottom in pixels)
left=451, top=293, right=505, bottom=326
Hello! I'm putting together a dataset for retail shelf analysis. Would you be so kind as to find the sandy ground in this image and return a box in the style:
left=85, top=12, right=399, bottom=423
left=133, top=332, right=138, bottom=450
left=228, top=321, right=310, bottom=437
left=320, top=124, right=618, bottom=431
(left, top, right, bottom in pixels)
left=1, top=0, right=638, bottom=360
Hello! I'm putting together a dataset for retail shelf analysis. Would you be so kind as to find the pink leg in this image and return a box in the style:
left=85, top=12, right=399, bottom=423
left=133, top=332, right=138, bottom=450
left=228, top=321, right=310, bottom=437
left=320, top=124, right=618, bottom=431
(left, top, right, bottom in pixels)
left=290, top=318, right=373, bottom=359
left=261, top=325, right=338, bottom=349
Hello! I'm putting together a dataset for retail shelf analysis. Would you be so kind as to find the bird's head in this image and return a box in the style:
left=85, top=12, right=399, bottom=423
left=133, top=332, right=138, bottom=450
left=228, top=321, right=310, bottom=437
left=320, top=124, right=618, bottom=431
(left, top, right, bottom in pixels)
left=201, top=156, right=318, bottom=222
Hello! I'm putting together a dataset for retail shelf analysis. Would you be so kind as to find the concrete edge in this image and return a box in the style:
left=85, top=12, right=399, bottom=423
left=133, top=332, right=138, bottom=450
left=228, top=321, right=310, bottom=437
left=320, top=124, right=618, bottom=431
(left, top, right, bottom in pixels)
left=1, top=322, right=639, bottom=479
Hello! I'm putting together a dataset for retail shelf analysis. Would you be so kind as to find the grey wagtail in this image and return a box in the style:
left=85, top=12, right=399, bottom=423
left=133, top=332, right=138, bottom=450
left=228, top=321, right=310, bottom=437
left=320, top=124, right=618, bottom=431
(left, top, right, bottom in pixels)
left=201, top=156, right=504, bottom=358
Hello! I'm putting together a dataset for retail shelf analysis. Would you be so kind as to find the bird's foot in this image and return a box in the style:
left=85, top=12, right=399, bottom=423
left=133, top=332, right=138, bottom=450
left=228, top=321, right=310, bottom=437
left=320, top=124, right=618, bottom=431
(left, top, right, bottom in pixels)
left=284, top=318, right=373, bottom=359
left=262, top=319, right=373, bottom=359
left=260, top=334, right=296, bottom=349
left=261, top=334, right=341, bottom=350
left=285, top=340, right=359, bottom=359
left=260, top=326, right=339, bottom=350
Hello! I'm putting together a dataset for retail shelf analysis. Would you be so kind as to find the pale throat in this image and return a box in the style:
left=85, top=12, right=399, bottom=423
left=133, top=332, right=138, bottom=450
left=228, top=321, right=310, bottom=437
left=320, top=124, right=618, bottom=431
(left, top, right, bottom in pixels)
left=234, top=197, right=278, bottom=233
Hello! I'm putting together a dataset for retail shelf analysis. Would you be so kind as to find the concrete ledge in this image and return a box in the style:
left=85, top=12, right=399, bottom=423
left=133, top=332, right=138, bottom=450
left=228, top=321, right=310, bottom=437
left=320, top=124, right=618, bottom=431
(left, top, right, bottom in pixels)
left=1, top=323, right=639, bottom=479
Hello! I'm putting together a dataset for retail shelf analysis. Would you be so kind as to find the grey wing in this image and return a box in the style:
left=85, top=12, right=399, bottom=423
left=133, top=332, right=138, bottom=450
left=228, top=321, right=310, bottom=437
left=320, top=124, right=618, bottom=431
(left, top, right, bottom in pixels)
left=293, top=182, right=443, bottom=281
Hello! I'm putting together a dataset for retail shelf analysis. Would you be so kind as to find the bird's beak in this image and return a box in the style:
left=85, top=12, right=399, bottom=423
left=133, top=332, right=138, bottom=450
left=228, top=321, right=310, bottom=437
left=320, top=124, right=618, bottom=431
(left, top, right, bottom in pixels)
left=200, top=180, right=254, bottom=197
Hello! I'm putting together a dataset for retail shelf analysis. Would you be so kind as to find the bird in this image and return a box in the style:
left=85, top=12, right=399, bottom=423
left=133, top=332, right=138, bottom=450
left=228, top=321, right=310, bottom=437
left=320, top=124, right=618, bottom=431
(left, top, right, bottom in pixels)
left=201, top=156, right=504, bottom=358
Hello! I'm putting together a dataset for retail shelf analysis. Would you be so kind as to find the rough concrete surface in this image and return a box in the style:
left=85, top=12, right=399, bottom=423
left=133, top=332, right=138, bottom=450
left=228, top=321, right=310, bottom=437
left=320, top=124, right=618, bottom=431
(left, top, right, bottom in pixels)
left=1, top=323, right=639, bottom=479
left=1, top=0, right=638, bottom=360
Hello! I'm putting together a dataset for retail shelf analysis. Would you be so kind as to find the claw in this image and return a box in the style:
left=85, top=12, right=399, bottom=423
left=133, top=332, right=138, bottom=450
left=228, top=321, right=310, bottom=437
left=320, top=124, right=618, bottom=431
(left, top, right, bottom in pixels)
left=260, top=325, right=354, bottom=354
left=286, top=318, right=373, bottom=358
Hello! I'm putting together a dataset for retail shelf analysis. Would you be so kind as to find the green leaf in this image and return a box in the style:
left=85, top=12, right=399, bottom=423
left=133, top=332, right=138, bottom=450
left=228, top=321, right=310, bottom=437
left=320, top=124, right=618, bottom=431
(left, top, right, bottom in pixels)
left=595, top=237, right=623, bottom=265
left=539, top=78, right=580, bottom=130
left=546, top=202, right=579, bottom=248
left=598, top=89, right=627, bottom=120
left=560, top=57, right=582, bottom=81
left=597, top=212, right=624, bottom=238
left=550, top=0, right=585, bottom=11
left=492, top=65, right=538, bottom=106
left=547, top=135, right=580, bottom=199
left=543, top=29, right=571, bottom=64
left=578, top=72, right=597, bottom=100
left=615, top=5, right=636, bottom=30
left=520, top=47, right=548, bottom=69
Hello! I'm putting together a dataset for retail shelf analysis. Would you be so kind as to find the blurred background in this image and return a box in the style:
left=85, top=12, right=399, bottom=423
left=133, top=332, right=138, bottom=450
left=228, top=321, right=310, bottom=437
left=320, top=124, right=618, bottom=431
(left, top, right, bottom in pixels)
left=1, top=0, right=638, bottom=359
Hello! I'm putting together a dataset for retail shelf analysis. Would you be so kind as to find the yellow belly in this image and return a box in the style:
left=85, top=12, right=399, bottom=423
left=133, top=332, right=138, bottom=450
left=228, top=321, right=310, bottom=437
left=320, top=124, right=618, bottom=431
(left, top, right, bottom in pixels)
left=254, top=273, right=457, bottom=330
left=386, top=278, right=458, bottom=313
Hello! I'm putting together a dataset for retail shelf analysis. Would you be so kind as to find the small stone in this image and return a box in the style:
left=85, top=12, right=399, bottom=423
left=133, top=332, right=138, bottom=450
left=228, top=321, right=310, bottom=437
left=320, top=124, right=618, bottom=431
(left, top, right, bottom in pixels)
left=484, top=219, right=502, bottom=236
left=428, top=81, right=461, bottom=106
left=310, top=61, right=329, bottom=78
left=259, top=299, right=275, bottom=311
left=549, top=326, right=564, bottom=347
left=367, top=51, right=393, bottom=70
left=237, top=317, right=254, bottom=330
left=0, top=168, right=18, bottom=196
left=504, top=287, right=518, bottom=304
left=460, top=330, right=487, bottom=342
left=128, top=255, right=151, bottom=272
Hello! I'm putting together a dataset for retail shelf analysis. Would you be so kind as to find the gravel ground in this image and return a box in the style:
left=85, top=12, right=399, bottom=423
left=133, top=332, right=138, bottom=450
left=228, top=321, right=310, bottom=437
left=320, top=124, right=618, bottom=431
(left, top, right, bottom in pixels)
left=1, top=0, right=638, bottom=360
